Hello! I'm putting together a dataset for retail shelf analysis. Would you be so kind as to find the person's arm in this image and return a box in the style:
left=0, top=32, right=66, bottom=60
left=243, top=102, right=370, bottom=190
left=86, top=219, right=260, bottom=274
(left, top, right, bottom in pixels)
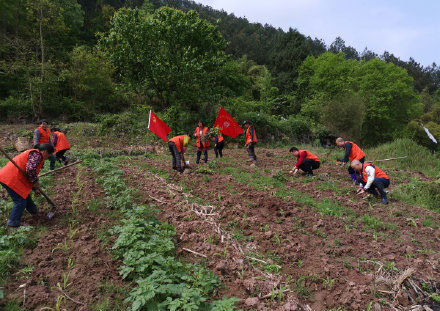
left=33, top=129, right=40, bottom=147
left=52, top=133, right=58, bottom=146
left=26, top=151, right=43, bottom=183
left=215, top=136, right=219, bottom=145
left=295, top=151, right=307, bottom=168
left=340, top=142, right=352, bottom=163
left=363, top=166, right=375, bottom=190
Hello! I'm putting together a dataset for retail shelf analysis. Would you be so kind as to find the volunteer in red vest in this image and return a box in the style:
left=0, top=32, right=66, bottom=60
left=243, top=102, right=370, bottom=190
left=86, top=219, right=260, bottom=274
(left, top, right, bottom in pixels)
left=213, top=134, right=224, bottom=158
left=52, top=128, right=70, bottom=166
left=33, top=120, right=56, bottom=170
left=243, top=121, right=257, bottom=165
left=0, top=144, right=55, bottom=227
left=289, top=147, right=320, bottom=177
left=351, top=160, right=390, bottom=204
left=336, top=137, right=366, bottom=184
left=168, top=135, right=191, bottom=173
left=193, top=121, right=210, bottom=164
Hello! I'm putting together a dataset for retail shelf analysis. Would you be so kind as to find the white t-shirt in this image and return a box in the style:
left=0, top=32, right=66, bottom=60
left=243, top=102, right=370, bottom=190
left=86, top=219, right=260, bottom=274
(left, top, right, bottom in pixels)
left=363, top=166, right=375, bottom=190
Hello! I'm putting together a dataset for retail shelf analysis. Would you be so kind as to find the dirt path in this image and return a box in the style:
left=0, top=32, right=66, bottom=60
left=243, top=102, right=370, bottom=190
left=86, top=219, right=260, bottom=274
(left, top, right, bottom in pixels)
left=3, top=166, right=126, bottom=310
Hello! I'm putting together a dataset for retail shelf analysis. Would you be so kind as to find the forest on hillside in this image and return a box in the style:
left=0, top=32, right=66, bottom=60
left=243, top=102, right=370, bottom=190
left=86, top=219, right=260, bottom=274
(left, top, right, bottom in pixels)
left=1, top=0, right=439, bottom=148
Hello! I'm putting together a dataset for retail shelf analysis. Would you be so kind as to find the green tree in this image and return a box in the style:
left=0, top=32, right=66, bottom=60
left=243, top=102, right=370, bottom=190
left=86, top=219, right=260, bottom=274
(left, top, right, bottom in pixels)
left=358, top=58, right=421, bottom=144
left=98, top=7, right=229, bottom=108
left=297, top=52, right=359, bottom=122
left=65, top=46, right=117, bottom=117
left=270, top=28, right=324, bottom=92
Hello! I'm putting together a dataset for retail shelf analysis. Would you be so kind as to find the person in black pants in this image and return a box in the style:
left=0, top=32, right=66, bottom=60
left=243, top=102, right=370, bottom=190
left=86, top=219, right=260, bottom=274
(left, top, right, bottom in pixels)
left=168, top=135, right=191, bottom=173
left=213, top=135, right=225, bottom=158
left=289, top=147, right=321, bottom=177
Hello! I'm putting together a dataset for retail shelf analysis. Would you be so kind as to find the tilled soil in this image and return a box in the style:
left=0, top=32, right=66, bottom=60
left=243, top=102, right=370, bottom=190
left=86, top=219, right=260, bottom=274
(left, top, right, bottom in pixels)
left=1, top=140, right=440, bottom=311
left=2, top=166, right=126, bottom=310
left=124, top=147, right=440, bottom=310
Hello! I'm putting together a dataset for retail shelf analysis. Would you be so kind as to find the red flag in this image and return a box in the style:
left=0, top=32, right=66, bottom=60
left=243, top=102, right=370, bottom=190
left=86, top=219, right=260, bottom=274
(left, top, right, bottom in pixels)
left=213, top=107, right=243, bottom=138
left=148, top=110, right=171, bottom=142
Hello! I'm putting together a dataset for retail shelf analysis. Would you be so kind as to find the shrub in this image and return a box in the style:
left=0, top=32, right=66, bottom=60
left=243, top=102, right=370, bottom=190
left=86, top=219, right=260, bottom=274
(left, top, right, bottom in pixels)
left=0, top=96, right=33, bottom=122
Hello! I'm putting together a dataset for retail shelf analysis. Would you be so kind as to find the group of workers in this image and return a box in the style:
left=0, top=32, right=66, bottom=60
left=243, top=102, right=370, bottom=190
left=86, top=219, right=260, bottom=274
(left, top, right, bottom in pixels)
left=168, top=120, right=257, bottom=172
left=1, top=119, right=390, bottom=228
left=288, top=138, right=390, bottom=204
left=0, top=120, right=70, bottom=227
left=168, top=121, right=390, bottom=205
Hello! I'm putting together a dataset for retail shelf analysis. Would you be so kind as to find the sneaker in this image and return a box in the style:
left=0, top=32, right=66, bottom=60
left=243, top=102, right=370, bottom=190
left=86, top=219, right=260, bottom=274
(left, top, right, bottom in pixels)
left=381, top=197, right=389, bottom=204
left=306, top=172, right=314, bottom=177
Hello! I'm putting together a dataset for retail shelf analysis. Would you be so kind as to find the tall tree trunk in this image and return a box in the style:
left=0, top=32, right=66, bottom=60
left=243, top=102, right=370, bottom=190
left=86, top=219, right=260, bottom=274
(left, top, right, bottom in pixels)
left=29, top=78, right=38, bottom=120
left=38, top=5, right=44, bottom=119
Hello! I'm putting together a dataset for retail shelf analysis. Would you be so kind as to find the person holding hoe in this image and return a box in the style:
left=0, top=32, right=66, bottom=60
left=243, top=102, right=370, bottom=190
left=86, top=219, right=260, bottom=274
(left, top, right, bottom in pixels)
left=336, top=137, right=366, bottom=184
left=33, top=120, right=56, bottom=170
left=52, top=128, right=71, bottom=166
left=193, top=121, right=210, bottom=164
left=168, top=135, right=191, bottom=173
left=350, top=160, right=390, bottom=204
left=289, top=147, right=320, bottom=177
left=0, top=144, right=55, bottom=227
left=243, top=121, right=257, bottom=165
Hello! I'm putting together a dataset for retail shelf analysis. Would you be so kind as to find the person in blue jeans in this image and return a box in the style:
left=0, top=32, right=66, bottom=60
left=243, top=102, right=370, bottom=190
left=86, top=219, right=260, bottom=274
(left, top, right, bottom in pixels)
left=0, top=144, right=54, bottom=227
left=1, top=184, right=39, bottom=227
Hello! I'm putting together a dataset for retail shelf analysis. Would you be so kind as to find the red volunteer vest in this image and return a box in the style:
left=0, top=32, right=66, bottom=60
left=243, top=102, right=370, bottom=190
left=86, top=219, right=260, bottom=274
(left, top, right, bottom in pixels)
left=299, top=150, right=320, bottom=162
left=53, top=131, right=71, bottom=153
left=35, top=127, right=51, bottom=144
left=361, top=163, right=389, bottom=183
left=195, top=127, right=210, bottom=148
left=212, top=136, right=224, bottom=143
left=169, top=135, right=188, bottom=153
left=245, top=127, right=257, bottom=145
left=0, top=149, right=44, bottom=199
left=345, top=141, right=365, bottom=161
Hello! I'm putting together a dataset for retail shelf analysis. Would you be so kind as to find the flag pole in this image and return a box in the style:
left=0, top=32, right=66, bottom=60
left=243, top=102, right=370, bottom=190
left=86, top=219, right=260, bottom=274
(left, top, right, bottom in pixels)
left=148, top=110, right=152, bottom=129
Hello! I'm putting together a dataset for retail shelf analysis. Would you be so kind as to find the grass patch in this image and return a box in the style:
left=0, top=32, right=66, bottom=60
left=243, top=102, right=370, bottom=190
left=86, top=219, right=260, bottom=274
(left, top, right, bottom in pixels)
left=359, top=215, right=397, bottom=231
left=392, top=177, right=440, bottom=212
left=366, top=139, right=440, bottom=178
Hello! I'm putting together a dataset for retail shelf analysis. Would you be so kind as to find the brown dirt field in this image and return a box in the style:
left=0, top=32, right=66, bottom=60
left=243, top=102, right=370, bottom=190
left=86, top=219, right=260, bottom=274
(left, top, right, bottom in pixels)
left=122, top=146, right=440, bottom=310
left=2, top=166, right=127, bottom=310
left=1, top=123, right=440, bottom=311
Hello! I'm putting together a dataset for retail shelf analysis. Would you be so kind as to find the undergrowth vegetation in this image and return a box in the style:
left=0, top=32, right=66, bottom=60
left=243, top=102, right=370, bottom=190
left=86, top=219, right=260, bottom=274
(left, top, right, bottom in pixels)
left=0, top=207, right=33, bottom=299
left=86, top=156, right=238, bottom=311
left=366, top=138, right=440, bottom=178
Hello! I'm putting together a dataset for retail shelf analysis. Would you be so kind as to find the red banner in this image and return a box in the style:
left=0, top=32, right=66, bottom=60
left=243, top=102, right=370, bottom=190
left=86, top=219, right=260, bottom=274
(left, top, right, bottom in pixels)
left=148, top=110, right=171, bottom=142
left=213, top=107, right=243, bottom=138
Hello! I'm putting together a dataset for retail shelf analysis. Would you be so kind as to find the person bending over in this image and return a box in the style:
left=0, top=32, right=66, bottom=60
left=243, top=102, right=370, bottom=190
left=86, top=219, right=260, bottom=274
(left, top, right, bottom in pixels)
left=351, top=160, right=390, bottom=204
left=336, top=137, right=365, bottom=184
left=0, top=144, right=55, bottom=227
left=52, top=128, right=70, bottom=166
left=289, top=147, right=320, bottom=177
left=168, top=135, right=191, bottom=173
